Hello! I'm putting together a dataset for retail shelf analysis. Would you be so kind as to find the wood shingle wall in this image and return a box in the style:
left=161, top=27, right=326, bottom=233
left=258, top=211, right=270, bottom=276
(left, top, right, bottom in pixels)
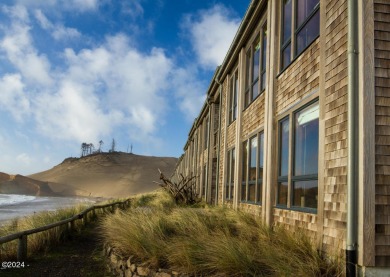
left=374, top=0, right=390, bottom=267
left=241, top=95, right=266, bottom=140
left=321, top=0, right=348, bottom=250
left=272, top=38, right=320, bottom=236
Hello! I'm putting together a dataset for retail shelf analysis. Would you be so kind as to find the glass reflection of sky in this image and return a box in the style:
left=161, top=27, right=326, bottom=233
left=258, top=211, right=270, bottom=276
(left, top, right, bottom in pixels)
left=295, top=103, right=319, bottom=176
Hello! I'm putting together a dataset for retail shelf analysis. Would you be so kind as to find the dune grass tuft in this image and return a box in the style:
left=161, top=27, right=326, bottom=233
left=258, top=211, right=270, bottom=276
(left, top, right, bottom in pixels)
left=101, top=191, right=343, bottom=276
left=0, top=204, right=90, bottom=260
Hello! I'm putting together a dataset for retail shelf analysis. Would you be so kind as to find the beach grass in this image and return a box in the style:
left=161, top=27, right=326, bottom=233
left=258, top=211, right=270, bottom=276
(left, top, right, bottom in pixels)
left=0, top=204, right=93, bottom=260
left=101, top=190, right=344, bottom=276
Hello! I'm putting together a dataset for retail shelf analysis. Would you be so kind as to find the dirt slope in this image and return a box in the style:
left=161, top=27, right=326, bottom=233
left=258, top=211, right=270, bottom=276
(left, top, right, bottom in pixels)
left=0, top=173, right=57, bottom=196
left=28, top=152, right=177, bottom=198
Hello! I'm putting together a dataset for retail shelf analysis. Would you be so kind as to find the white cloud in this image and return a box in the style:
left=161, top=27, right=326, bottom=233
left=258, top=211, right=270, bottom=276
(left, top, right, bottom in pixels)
left=52, top=26, right=81, bottom=40
left=16, top=153, right=32, bottom=165
left=121, top=1, right=144, bottom=19
left=15, top=0, right=100, bottom=12
left=69, top=0, right=99, bottom=10
left=0, top=74, right=30, bottom=120
left=62, top=34, right=173, bottom=139
left=0, top=16, right=52, bottom=86
left=34, top=9, right=81, bottom=41
left=1, top=5, right=29, bottom=22
left=183, top=4, right=240, bottom=69
left=34, top=80, right=121, bottom=142
left=1, top=6, right=175, bottom=144
left=34, top=9, right=51, bottom=29
left=171, top=67, right=206, bottom=121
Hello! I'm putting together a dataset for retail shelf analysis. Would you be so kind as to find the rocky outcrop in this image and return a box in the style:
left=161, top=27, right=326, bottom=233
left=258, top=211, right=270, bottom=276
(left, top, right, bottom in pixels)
left=104, top=245, right=188, bottom=277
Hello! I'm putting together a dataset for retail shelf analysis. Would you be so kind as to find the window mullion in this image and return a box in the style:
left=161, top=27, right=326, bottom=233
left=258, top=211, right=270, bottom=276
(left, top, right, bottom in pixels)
left=291, top=0, right=297, bottom=61
left=229, top=150, right=232, bottom=199
left=255, top=135, right=258, bottom=203
left=250, top=47, right=254, bottom=102
left=287, top=115, right=293, bottom=208
left=246, top=141, right=250, bottom=202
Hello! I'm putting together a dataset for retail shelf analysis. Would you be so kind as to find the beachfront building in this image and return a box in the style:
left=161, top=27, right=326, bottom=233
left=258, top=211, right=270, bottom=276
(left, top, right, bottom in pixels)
left=173, top=0, right=390, bottom=275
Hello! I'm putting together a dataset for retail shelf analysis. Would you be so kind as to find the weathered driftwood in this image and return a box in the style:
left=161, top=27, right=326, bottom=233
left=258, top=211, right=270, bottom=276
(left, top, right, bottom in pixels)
left=155, top=169, right=200, bottom=205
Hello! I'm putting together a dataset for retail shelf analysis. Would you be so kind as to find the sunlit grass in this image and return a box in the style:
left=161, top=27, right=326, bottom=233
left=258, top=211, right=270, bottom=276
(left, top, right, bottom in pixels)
left=101, top=191, right=344, bottom=276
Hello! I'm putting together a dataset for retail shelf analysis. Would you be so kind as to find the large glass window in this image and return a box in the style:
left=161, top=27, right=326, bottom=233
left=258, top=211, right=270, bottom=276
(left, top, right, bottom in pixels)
left=281, top=0, right=320, bottom=70
left=281, top=0, right=292, bottom=70
left=202, top=165, right=207, bottom=199
left=277, top=118, right=289, bottom=206
left=229, top=71, right=238, bottom=124
left=292, top=102, right=319, bottom=209
left=261, top=25, right=267, bottom=91
left=245, top=21, right=267, bottom=108
left=204, top=117, right=209, bottom=150
left=257, top=132, right=264, bottom=202
left=241, top=132, right=264, bottom=204
left=276, top=101, right=319, bottom=211
left=225, top=148, right=235, bottom=200
left=241, top=141, right=248, bottom=201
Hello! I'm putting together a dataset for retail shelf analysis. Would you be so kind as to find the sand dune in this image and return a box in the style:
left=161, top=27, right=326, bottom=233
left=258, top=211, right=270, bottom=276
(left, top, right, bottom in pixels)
left=0, top=173, right=57, bottom=196
left=28, top=152, right=177, bottom=198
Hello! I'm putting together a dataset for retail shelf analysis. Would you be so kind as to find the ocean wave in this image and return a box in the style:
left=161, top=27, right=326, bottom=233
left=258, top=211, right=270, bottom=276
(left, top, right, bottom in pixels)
left=0, top=194, right=36, bottom=206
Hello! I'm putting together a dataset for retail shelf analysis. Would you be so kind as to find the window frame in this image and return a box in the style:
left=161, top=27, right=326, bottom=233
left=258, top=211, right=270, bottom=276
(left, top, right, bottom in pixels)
left=280, top=0, right=320, bottom=71
left=225, top=148, right=235, bottom=200
left=204, top=116, right=209, bottom=150
left=228, top=70, right=239, bottom=124
left=244, top=16, right=267, bottom=109
left=275, top=99, right=319, bottom=213
left=241, top=131, right=265, bottom=205
left=202, top=164, right=207, bottom=199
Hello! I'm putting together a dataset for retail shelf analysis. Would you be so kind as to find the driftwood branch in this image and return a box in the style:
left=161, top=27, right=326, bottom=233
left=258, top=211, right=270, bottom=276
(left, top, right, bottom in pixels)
left=157, top=169, right=200, bottom=205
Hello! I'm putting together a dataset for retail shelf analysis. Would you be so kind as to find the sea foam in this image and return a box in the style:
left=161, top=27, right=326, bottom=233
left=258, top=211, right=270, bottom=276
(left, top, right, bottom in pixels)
left=0, top=194, right=36, bottom=206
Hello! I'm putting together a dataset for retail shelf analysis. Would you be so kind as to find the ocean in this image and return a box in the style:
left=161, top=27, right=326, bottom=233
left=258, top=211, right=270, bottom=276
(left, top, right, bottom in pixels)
left=0, top=194, right=97, bottom=225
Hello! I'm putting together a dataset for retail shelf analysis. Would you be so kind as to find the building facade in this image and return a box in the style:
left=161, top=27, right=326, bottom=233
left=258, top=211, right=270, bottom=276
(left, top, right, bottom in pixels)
left=173, top=0, right=390, bottom=274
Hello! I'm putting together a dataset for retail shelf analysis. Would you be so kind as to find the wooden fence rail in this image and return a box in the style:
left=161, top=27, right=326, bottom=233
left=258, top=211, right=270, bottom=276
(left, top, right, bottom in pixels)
left=0, top=199, right=131, bottom=262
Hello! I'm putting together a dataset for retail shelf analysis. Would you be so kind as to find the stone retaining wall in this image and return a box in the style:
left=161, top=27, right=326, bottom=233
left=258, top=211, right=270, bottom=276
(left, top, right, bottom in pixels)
left=104, top=244, right=188, bottom=277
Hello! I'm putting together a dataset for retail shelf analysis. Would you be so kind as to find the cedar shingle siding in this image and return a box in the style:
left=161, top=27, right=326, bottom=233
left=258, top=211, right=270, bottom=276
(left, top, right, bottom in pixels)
left=375, top=0, right=390, bottom=267
left=171, top=0, right=390, bottom=272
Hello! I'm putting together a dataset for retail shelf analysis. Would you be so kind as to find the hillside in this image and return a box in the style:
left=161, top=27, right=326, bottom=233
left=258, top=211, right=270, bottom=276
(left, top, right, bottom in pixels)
left=0, top=173, right=56, bottom=196
left=28, top=152, right=177, bottom=198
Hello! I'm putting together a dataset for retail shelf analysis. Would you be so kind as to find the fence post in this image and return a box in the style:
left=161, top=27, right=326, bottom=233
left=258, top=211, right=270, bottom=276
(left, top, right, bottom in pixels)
left=17, top=235, right=27, bottom=262
left=83, top=212, right=88, bottom=227
left=70, top=220, right=75, bottom=232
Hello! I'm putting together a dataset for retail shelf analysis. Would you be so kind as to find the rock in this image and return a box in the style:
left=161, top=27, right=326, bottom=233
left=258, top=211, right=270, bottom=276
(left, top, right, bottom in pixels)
left=137, top=266, right=150, bottom=276
left=110, top=253, right=118, bottom=264
left=106, top=246, right=112, bottom=256
left=125, top=269, right=133, bottom=277
left=126, top=258, right=132, bottom=268
left=155, top=272, right=172, bottom=277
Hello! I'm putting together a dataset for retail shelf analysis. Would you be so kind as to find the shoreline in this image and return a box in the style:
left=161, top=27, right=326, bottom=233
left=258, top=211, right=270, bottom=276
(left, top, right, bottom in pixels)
left=0, top=194, right=105, bottom=227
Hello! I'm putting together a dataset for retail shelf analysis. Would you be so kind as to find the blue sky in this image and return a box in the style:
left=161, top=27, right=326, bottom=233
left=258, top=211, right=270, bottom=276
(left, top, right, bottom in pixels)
left=0, top=0, right=248, bottom=175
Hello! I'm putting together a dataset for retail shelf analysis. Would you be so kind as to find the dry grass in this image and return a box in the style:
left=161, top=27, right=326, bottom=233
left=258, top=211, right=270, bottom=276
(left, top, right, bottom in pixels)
left=0, top=204, right=93, bottom=260
left=101, top=191, right=344, bottom=276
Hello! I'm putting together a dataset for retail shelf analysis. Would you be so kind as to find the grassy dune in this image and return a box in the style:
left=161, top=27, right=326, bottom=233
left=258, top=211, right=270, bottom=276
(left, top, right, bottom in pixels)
left=101, top=190, right=344, bottom=276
